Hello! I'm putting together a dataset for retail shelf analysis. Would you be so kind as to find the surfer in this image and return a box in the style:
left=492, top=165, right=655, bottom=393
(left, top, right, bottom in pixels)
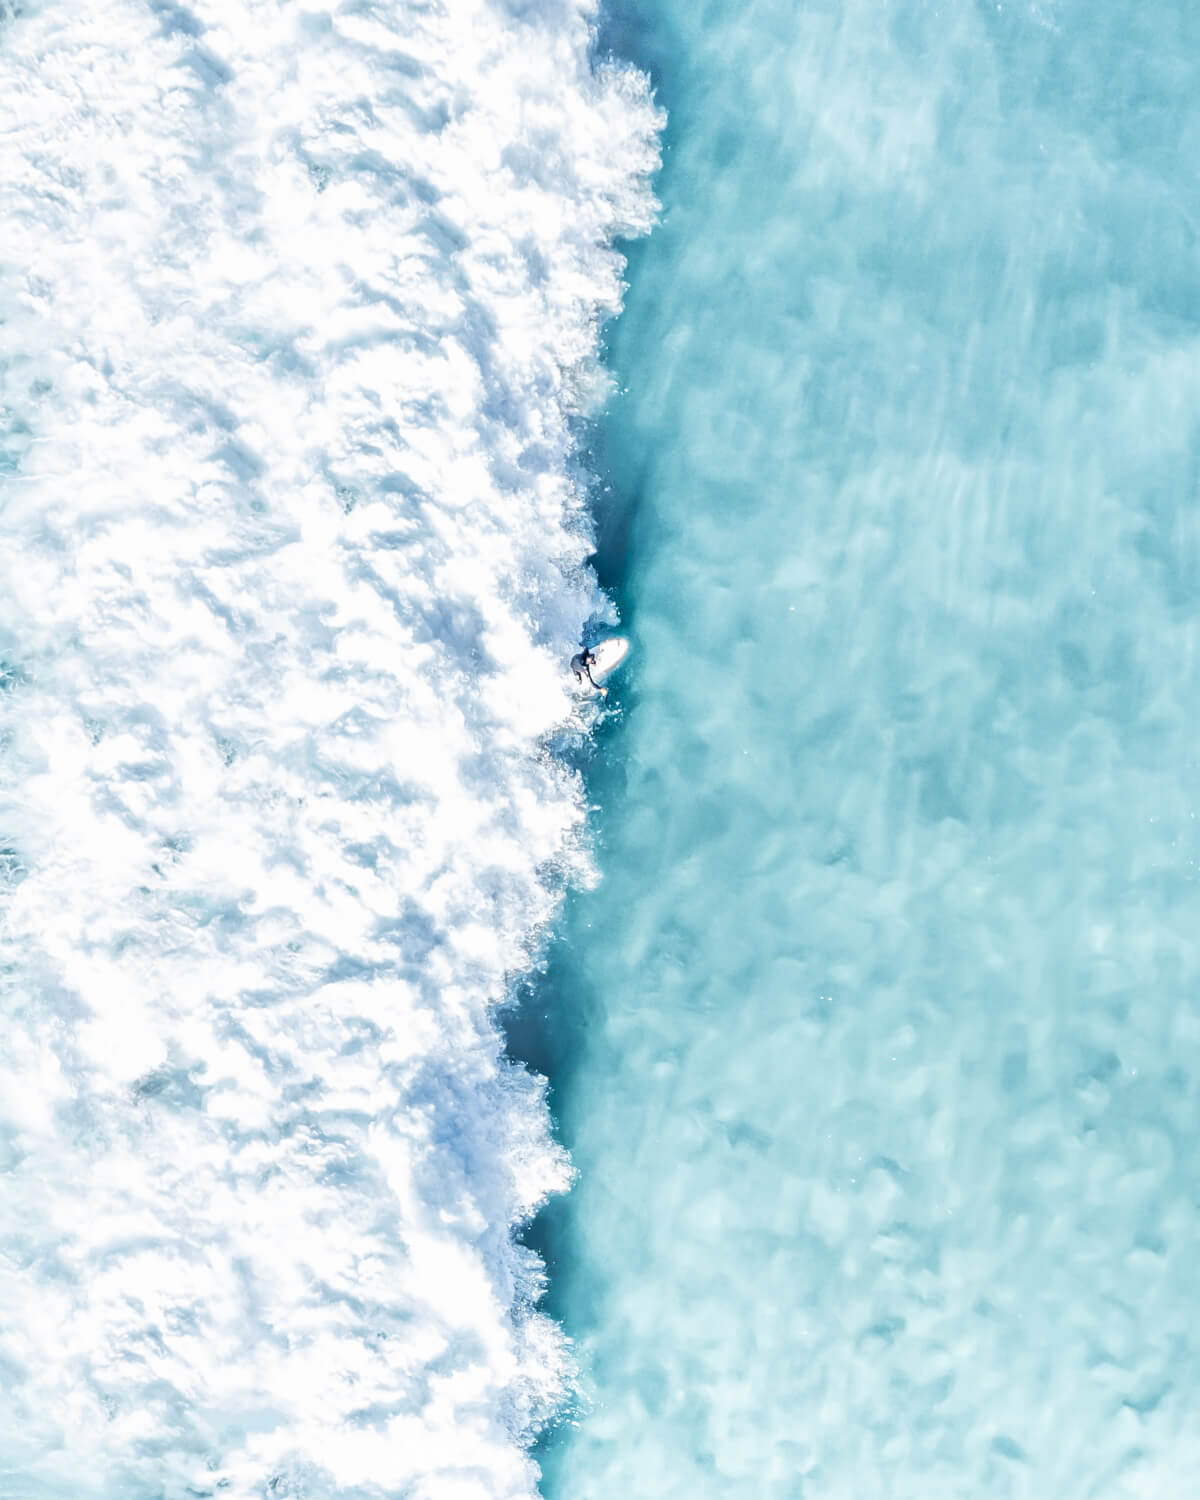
left=571, top=646, right=606, bottom=695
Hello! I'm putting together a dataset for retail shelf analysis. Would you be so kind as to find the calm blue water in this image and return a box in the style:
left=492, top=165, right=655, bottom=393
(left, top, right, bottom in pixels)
left=535, top=0, right=1200, bottom=1494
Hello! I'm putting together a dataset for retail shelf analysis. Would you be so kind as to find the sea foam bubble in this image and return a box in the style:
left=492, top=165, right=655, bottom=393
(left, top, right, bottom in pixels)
left=0, top=1, right=658, bottom=1494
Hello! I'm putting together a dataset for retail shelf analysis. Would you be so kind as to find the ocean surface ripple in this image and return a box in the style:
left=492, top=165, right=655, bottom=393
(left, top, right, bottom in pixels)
left=0, top=2, right=658, bottom=1496
left=539, top=0, right=1200, bottom=1496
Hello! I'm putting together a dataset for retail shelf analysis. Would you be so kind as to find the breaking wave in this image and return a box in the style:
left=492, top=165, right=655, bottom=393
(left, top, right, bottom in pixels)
left=0, top=1, right=659, bottom=1495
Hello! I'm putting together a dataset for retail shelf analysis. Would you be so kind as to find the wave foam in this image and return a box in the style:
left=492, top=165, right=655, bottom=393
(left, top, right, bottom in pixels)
left=0, top=1, right=659, bottom=1495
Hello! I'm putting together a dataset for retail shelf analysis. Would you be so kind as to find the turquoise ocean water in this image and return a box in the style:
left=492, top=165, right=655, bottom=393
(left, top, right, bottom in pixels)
left=527, top=0, right=1200, bottom=1494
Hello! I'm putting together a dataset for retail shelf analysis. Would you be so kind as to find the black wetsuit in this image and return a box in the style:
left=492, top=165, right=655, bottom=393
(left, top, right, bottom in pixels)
left=571, top=649, right=599, bottom=689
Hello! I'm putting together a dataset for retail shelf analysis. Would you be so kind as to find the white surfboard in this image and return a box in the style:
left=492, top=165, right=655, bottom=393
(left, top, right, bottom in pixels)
left=572, top=635, right=630, bottom=691
left=587, top=636, right=630, bottom=682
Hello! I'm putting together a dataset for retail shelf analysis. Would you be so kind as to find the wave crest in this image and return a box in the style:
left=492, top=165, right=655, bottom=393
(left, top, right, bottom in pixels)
left=0, top=0, right=660, bottom=1495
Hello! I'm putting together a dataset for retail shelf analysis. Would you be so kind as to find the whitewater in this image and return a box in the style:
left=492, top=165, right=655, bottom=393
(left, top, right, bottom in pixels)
left=0, top=2, right=658, bottom=1496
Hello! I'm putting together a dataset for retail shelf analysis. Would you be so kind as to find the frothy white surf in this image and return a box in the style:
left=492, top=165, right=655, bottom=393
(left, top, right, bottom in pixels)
left=0, top=2, right=658, bottom=1495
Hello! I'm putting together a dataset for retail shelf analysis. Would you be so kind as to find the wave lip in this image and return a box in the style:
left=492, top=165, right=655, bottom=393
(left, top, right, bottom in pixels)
left=0, top=2, right=659, bottom=1496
